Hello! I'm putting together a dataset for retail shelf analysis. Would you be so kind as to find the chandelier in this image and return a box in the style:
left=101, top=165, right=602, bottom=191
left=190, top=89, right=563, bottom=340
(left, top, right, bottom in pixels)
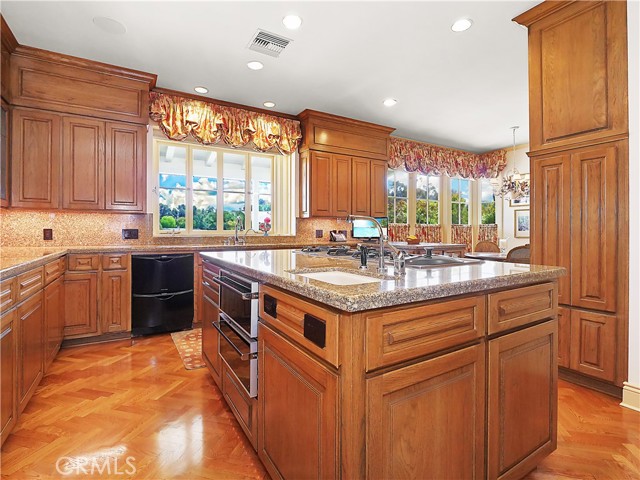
left=492, top=126, right=530, bottom=200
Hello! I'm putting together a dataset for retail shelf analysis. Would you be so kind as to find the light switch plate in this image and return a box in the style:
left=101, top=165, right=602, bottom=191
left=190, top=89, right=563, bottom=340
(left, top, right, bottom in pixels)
left=315, top=229, right=323, bottom=239
left=122, top=229, right=139, bottom=240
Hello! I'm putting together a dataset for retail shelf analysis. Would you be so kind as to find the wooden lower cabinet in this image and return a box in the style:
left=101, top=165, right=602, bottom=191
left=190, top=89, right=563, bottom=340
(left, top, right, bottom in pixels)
left=367, top=343, right=485, bottom=480
left=222, top=361, right=257, bottom=449
left=63, top=272, right=98, bottom=338
left=258, top=323, right=338, bottom=480
left=569, top=308, right=616, bottom=382
left=1, top=308, right=17, bottom=445
left=17, top=291, right=45, bottom=413
left=101, top=269, right=130, bottom=333
left=488, top=320, right=558, bottom=480
left=201, top=295, right=221, bottom=384
left=44, top=275, right=64, bottom=371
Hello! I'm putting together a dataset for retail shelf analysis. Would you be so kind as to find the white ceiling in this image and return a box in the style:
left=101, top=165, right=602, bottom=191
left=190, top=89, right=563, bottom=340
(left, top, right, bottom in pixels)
left=2, top=1, right=540, bottom=153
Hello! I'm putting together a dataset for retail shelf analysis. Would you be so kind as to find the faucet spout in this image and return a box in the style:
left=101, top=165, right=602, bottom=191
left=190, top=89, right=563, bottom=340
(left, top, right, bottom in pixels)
left=345, top=215, right=404, bottom=275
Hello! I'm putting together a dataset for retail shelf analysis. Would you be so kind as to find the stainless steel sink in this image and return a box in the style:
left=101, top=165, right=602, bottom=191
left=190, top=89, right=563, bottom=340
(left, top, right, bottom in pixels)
left=404, top=254, right=479, bottom=268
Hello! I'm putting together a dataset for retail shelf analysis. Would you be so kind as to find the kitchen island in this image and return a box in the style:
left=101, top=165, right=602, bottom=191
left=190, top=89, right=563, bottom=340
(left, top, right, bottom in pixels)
left=199, top=249, right=565, bottom=480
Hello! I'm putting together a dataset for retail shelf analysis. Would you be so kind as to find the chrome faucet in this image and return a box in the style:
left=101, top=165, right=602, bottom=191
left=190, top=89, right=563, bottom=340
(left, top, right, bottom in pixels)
left=233, top=216, right=245, bottom=245
left=345, top=215, right=406, bottom=276
left=243, top=228, right=259, bottom=245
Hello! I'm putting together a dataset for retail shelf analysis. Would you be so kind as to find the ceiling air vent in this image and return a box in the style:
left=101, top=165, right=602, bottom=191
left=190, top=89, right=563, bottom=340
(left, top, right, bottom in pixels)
left=248, top=29, right=292, bottom=58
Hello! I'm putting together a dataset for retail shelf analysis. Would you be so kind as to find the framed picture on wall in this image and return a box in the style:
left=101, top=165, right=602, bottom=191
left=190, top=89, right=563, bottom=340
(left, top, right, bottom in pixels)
left=514, top=209, right=530, bottom=238
left=509, top=196, right=530, bottom=207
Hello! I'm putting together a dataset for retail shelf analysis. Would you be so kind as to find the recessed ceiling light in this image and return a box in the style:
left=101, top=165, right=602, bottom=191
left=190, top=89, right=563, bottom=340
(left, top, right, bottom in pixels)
left=92, top=17, right=127, bottom=35
left=263, top=101, right=276, bottom=108
left=194, top=86, right=209, bottom=94
left=247, top=61, right=264, bottom=70
left=383, top=98, right=397, bottom=107
left=282, top=14, right=303, bottom=30
left=451, top=18, right=473, bottom=32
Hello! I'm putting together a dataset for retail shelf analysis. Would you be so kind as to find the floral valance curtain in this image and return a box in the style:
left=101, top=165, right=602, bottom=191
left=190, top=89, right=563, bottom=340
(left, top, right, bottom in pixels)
left=389, top=136, right=507, bottom=179
left=388, top=224, right=410, bottom=242
left=149, top=92, right=302, bottom=155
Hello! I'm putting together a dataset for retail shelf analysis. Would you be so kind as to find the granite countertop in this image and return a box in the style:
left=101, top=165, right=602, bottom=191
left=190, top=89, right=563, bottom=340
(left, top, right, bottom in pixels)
left=200, top=249, right=565, bottom=312
left=0, top=242, right=358, bottom=280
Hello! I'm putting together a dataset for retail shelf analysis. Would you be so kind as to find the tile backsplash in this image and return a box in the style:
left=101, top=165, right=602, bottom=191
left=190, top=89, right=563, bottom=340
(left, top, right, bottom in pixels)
left=0, top=210, right=354, bottom=247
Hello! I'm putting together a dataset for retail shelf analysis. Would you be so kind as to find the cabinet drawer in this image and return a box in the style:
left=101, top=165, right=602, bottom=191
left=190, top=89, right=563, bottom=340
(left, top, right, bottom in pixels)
left=44, top=257, right=65, bottom=285
left=365, top=295, right=486, bottom=371
left=259, top=285, right=339, bottom=367
left=202, top=260, right=220, bottom=285
left=488, top=282, right=557, bottom=334
left=0, top=277, right=17, bottom=313
left=67, top=254, right=100, bottom=271
left=202, top=280, right=219, bottom=305
left=102, top=253, right=129, bottom=271
left=222, top=362, right=256, bottom=449
left=16, top=268, right=44, bottom=303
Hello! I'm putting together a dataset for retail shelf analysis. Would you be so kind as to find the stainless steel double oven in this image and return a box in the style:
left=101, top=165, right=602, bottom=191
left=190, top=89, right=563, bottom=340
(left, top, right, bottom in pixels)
left=207, top=268, right=259, bottom=398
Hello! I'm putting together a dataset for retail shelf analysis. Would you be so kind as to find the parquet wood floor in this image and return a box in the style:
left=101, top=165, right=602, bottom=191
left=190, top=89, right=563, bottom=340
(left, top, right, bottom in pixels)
left=1, top=335, right=638, bottom=479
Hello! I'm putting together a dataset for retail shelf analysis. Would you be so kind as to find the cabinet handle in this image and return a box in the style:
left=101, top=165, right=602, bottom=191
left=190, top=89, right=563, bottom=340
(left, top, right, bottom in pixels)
left=0, top=326, right=11, bottom=340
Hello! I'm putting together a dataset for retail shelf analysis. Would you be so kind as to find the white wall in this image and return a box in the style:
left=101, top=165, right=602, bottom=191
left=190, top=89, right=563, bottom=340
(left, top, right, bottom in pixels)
left=498, top=144, right=530, bottom=251
left=624, top=0, right=640, bottom=408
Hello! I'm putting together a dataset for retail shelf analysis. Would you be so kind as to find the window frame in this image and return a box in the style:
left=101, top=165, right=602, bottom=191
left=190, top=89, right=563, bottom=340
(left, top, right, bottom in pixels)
left=450, top=177, right=471, bottom=225
left=153, top=138, right=283, bottom=237
left=479, top=178, right=497, bottom=225
left=415, top=173, right=440, bottom=225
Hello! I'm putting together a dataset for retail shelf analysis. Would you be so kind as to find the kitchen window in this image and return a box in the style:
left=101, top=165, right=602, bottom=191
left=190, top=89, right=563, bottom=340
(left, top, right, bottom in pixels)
left=416, top=174, right=439, bottom=225
left=387, top=169, right=409, bottom=223
left=154, top=138, right=293, bottom=236
left=450, top=177, right=470, bottom=225
left=480, top=179, right=496, bottom=224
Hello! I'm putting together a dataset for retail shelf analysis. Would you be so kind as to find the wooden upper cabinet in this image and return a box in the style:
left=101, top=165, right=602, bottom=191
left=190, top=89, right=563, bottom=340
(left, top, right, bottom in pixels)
left=515, top=1, right=628, bottom=152
left=332, top=154, right=352, bottom=216
left=9, top=48, right=155, bottom=124
left=351, top=157, right=371, bottom=216
left=298, top=110, right=394, bottom=161
left=531, top=152, right=571, bottom=305
left=310, top=151, right=332, bottom=217
left=570, top=144, right=617, bottom=313
left=62, top=116, right=105, bottom=210
left=105, top=122, right=146, bottom=212
left=11, top=108, right=61, bottom=208
left=370, top=160, right=388, bottom=218
left=1, top=101, right=9, bottom=207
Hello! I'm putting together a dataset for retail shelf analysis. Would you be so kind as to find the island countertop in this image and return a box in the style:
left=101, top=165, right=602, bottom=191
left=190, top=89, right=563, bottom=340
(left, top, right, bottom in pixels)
left=200, top=249, right=565, bottom=312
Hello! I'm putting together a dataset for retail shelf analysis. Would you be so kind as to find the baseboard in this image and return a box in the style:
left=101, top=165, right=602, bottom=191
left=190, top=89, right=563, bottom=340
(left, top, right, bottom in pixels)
left=62, top=331, right=132, bottom=348
left=621, top=382, right=640, bottom=412
left=558, top=367, right=623, bottom=398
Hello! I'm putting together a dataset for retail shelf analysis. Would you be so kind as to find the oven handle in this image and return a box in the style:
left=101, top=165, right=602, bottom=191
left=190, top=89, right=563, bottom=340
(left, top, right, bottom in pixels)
left=212, top=321, right=256, bottom=361
left=208, top=276, right=258, bottom=300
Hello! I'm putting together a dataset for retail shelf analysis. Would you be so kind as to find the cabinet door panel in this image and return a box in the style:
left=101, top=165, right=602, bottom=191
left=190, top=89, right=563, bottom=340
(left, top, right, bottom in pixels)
left=569, top=309, right=616, bottom=381
left=101, top=270, right=131, bottom=333
left=1, top=101, right=9, bottom=207
left=523, top=1, right=628, bottom=151
left=63, top=272, right=98, bottom=338
left=351, top=157, right=370, bottom=216
left=557, top=306, right=570, bottom=368
left=1, top=308, right=17, bottom=445
left=531, top=153, right=571, bottom=305
left=17, top=291, right=44, bottom=413
left=570, top=145, right=617, bottom=312
left=258, top=323, right=338, bottom=480
left=370, top=160, right=387, bottom=218
left=488, top=321, right=557, bottom=480
left=44, top=276, right=64, bottom=372
left=332, top=154, right=351, bottom=216
left=62, top=116, right=104, bottom=209
left=11, top=108, right=61, bottom=208
left=310, top=151, right=332, bottom=216
left=367, top=344, right=485, bottom=480
left=105, top=122, right=146, bottom=211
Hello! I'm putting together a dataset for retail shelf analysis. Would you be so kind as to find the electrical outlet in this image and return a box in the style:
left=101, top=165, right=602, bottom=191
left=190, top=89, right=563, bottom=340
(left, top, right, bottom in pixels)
left=43, top=229, right=53, bottom=241
left=315, top=229, right=323, bottom=239
left=122, top=229, right=139, bottom=240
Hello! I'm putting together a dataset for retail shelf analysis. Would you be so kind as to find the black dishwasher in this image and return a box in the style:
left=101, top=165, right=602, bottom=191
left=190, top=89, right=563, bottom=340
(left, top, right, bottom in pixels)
left=131, top=254, right=194, bottom=336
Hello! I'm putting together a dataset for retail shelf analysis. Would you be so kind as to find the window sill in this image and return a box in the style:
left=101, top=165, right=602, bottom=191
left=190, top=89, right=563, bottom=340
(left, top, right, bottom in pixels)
left=153, top=231, right=295, bottom=239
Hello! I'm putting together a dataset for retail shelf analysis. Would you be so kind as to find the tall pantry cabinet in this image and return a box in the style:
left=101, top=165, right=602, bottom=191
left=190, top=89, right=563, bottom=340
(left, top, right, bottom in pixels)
left=515, top=1, right=629, bottom=390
